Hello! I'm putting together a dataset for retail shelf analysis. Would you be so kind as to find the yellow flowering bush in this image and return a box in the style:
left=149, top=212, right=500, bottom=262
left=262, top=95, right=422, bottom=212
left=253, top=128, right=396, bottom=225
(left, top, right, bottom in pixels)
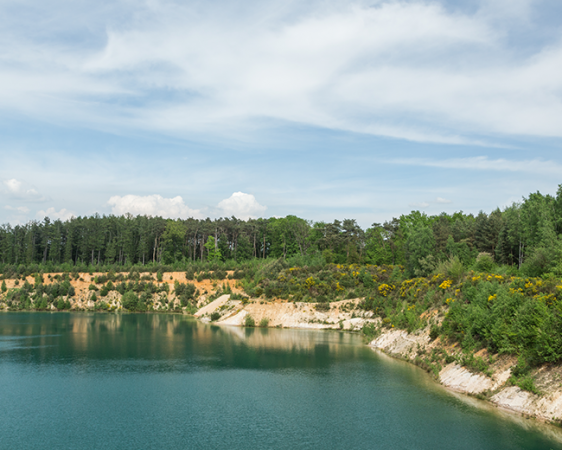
left=378, top=283, right=395, bottom=297
left=305, top=277, right=316, bottom=288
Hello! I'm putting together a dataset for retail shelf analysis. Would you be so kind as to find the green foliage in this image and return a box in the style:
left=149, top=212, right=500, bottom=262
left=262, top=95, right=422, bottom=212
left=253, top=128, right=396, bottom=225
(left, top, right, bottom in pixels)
left=429, top=324, right=441, bottom=340
left=230, top=292, right=249, bottom=303
left=434, top=256, right=464, bottom=283
left=315, top=302, right=330, bottom=311
left=95, top=301, right=109, bottom=311
left=210, top=312, right=221, bottom=321
left=406, top=226, right=436, bottom=276
left=204, top=236, right=222, bottom=262
left=244, top=314, right=255, bottom=327
left=259, top=317, right=270, bottom=327
left=361, top=322, right=380, bottom=341
left=121, top=291, right=138, bottom=311
left=474, top=253, right=495, bottom=272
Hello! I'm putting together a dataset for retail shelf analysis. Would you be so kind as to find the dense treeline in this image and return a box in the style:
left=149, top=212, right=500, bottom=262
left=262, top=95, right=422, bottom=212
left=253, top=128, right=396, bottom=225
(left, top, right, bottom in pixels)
left=2, top=185, right=562, bottom=277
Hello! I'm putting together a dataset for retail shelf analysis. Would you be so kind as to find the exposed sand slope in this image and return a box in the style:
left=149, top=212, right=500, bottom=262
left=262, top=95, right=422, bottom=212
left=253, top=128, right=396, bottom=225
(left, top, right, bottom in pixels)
left=196, top=297, right=380, bottom=331
left=194, top=294, right=231, bottom=318
left=370, top=327, right=562, bottom=423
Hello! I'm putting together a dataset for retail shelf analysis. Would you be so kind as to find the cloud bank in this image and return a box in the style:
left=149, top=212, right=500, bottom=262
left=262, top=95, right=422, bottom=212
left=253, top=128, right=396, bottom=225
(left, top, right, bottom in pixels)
left=108, top=195, right=202, bottom=219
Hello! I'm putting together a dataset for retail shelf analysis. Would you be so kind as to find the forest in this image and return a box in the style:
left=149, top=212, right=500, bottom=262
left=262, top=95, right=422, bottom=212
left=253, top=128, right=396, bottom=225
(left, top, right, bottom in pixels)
left=2, top=185, right=562, bottom=393
left=1, top=185, right=562, bottom=278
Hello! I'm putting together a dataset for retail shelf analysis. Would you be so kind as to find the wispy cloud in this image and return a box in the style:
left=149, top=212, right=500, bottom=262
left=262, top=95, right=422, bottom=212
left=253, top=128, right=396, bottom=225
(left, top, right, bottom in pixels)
left=5, top=205, right=30, bottom=214
left=0, top=0, right=561, bottom=143
left=390, top=156, right=562, bottom=174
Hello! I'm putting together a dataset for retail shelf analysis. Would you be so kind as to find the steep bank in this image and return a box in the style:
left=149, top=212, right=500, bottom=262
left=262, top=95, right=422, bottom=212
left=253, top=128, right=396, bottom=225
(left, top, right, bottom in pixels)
left=196, top=295, right=562, bottom=426
left=370, top=327, right=562, bottom=423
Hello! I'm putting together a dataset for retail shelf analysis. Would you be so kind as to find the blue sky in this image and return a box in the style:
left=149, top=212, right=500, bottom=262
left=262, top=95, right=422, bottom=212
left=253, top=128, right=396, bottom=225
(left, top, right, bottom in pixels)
left=1, top=0, right=562, bottom=227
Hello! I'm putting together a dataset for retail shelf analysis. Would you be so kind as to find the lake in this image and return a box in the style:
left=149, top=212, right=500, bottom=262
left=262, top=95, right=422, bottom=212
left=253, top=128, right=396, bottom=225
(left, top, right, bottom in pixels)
left=0, top=312, right=561, bottom=449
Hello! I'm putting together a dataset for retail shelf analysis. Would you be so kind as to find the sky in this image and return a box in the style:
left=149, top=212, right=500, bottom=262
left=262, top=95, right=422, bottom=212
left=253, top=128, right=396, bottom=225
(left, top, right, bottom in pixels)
left=1, top=0, right=562, bottom=228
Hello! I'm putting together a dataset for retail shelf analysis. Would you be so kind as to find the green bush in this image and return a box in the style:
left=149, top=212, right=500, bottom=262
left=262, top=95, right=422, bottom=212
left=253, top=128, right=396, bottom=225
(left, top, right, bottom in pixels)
left=429, top=324, right=441, bottom=340
left=315, top=302, right=330, bottom=312
left=259, top=317, right=270, bottom=327
left=244, top=314, right=255, bottom=327
left=210, top=312, right=221, bottom=321
left=121, top=291, right=138, bottom=311
left=474, top=253, right=495, bottom=272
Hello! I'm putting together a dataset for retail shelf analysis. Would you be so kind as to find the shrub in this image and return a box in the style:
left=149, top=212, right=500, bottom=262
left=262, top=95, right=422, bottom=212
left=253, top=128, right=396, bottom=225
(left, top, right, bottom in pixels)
left=474, top=253, right=495, bottom=272
left=122, top=291, right=138, bottom=311
left=259, top=317, right=270, bottom=327
left=210, top=312, right=221, bottom=321
left=244, top=314, right=255, bottom=327
left=429, top=324, right=441, bottom=340
left=315, top=302, right=330, bottom=312
left=230, top=292, right=249, bottom=302
left=513, top=375, right=539, bottom=395
left=434, top=256, right=464, bottom=282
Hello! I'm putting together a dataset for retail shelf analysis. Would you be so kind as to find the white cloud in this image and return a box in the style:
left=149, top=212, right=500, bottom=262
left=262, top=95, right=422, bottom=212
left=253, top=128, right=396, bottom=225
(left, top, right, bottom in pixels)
left=436, top=197, right=452, bottom=204
left=217, top=192, right=267, bottom=220
left=2, top=178, right=47, bottom=202
left=390, top=156, right=562, bottom=174
left=0, top=0, right=561, bottom=143
left=36, top=207, right=75, bottom=221
left=107, top=194, right=201, bottom=219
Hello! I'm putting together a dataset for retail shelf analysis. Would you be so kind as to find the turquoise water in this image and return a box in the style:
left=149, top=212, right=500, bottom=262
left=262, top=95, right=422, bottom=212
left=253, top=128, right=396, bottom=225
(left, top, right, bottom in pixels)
left=1, top=313, right=561, bottom=450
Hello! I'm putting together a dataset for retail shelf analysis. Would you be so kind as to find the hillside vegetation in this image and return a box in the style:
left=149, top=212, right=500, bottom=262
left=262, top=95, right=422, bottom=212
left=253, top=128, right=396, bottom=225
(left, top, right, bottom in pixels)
left=2, top=184, right=562, bottom=395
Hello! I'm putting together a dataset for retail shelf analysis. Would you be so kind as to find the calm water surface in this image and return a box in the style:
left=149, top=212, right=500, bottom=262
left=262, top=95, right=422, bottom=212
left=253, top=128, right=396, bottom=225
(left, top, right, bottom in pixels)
left=1, top=312, right=561, bottom=450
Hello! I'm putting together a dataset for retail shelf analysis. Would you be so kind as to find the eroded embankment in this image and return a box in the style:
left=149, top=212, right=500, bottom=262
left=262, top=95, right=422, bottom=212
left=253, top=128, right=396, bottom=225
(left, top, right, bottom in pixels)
left=197, top=295, right=562, bottom=425
left=371, top=328, right=562, bottom=423
left=198, top=295, right=379, bottom=331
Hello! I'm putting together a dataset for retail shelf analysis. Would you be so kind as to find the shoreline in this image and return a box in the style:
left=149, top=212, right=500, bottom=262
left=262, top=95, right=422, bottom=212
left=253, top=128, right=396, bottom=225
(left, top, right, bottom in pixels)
left=197, top=296, right=562, bottom=430
left=3, top=292, right=562, bottom=432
